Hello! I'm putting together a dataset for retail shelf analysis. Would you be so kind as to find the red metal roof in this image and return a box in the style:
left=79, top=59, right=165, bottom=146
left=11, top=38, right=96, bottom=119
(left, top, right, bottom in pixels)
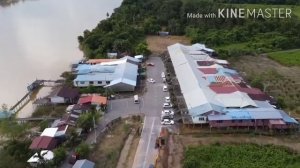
left=197, top=61, right=214, bottom=66
left=78, top=96, right=93, bottom=104
left=209, top=86, right=238, bottom=94
left=57, top=125, right=67, bottom=131
left=78, top=95, right=107, bottom=105
left=29, top=136, right=57, bottom=150
left=198, top=68, right=217, bottom=74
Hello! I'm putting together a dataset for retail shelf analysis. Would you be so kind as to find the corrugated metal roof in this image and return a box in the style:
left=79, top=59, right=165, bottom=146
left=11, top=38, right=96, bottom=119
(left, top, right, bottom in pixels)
left=73, top=159, right=95, bottom=168
left=74, top=57, right=138, bottom=87
left=168, top=43, right=297, bottom=125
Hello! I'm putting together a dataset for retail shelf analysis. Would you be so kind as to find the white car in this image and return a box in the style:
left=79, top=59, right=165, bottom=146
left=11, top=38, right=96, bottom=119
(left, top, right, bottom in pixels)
left=148, top=78, right=155, bottom=83
left=163, top=85, right=168, bottom=92
left=163, top=103, right=172, bottom=108
left=165, top=96, right=170, bottom=103
left=162, top=109, right=174, bottom=116
left=161, top=119, right=174, bottom=125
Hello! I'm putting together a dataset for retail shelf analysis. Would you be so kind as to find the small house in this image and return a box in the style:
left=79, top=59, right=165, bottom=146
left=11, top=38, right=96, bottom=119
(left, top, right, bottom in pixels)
left=78, top=95, right=107, bottom=107
left=29, top=136, right=57, bottom=150
left=49, top=86, right=79, bottom=104
left=27, top=150, right=54, bottom=167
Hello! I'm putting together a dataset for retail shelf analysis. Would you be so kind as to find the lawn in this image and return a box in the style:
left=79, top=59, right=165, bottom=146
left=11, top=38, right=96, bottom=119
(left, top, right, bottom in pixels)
left=183, top=143, right=300, bottom=168
left=268, top=49, right=300, bottom=66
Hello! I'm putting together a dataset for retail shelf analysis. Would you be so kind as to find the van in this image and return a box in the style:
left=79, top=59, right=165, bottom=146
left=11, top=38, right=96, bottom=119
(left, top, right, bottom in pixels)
left=134, top=95, right=139, bottom=104
left=163, top=85, right=168, bottom=92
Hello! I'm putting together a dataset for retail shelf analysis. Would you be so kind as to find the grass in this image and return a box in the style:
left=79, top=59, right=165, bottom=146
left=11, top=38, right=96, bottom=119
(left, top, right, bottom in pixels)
left=32, top=105, right=68, bottom=118
left=268, top=49, right=300, bottom=66
left=183, top=143, right=300, bottom=168
left=89, top=117, right=141, bottom=168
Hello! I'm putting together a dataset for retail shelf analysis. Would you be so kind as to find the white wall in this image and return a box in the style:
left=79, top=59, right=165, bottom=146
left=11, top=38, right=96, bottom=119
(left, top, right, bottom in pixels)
left=50, top=96, right=65, bottom=104
left=74, top=81, right=110, bottom=87
left=192, top=116, right=208, bottom=124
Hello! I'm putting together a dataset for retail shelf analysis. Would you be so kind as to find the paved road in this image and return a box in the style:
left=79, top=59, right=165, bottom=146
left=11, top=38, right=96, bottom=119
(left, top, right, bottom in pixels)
left=132, top=56, right=169, bottom=168
left=61, top=56, right=168, bottom=168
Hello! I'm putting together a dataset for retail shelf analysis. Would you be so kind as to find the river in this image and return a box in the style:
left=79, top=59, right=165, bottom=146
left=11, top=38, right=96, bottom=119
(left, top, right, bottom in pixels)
left=0, top=0, right=122, bottom=118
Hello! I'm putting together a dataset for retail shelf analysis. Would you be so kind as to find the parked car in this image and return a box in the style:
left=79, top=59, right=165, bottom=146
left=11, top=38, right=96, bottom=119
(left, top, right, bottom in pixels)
left=148, top=78, right=155, bottom=83
left=161, top=114, right=174, bottom=120
left=161, top=119, right=174, bottom=125
left=163, top=85, right=168, bottom=92
left=163, top=103, right=172, bottom=108
left=147, top=62, right=155, bottom=66
left=165, top=96, right=170, bottom=103
left=162, top=109, right=174, bottom=116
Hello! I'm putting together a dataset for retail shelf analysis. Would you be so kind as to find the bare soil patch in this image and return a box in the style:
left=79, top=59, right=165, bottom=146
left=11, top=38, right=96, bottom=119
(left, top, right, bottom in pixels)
left=89, top=117, right=141, bottom=168
left=146, top=35, right=190, bottom=54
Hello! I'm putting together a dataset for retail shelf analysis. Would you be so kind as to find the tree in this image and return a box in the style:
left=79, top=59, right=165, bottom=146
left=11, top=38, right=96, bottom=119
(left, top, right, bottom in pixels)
left=113, top=39, right=131, bottom=53
left=39, top=120, right=49, bottom=132
left=250, top=77, right=264, bottom=91
left=277, top=97, right=287, bottom=109
left=0, top=119, right=27, bottom=139
left=52, top=147, right=66, bottom=166
left=66, top=129, right=81, bottom=148
left=135, top=42, right=150, bottom=56
left=75, top=143, right=90, bottom=159
left=143, top=17, right=161, bottom=35
left=77, top=112, right=99, bottom=132
left=1, top=103, right=8, bottom=111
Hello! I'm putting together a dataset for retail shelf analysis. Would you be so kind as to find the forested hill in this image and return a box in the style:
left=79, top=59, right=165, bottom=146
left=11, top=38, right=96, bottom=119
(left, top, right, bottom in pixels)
left=0, top=0, right=22, bottom=6
left=78, top=0, right=300, bottom=59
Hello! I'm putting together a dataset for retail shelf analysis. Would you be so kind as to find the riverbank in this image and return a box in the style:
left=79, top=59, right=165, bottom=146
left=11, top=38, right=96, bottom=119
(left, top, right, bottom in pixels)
left=0, top=0, right=122, bottom=118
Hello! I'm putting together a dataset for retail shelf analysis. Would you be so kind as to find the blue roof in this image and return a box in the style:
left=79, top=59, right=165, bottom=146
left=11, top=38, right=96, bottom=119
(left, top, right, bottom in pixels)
left=279, top=110, right=298, bottom=124
left=73, top=159, right=95, bottom=168
left=207, top=76, right=216, bottom=83
left=0, top=111, right=11, bottom=119
left=217, top=68, right=238, bottom=76
left=209, top=108, right=285, bottom=121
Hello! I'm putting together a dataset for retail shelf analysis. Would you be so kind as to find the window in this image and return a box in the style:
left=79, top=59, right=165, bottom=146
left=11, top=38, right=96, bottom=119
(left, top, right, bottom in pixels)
left=217, top=120, right=223, bottom=123
left=106, top=81, right=110, bottom=84
left=239, top=120, right=243, bottom=123
left=98, top=81, right=102, bottom=84
left=80, top=81, right=85, bottom=84
left=89, top=81, right=93, bottom=85
left=199, top=117, right=204, bottom=121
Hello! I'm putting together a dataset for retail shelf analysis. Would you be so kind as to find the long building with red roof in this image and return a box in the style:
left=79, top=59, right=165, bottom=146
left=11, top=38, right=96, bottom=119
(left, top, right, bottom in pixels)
left=167, top=43, right=298, bottom=129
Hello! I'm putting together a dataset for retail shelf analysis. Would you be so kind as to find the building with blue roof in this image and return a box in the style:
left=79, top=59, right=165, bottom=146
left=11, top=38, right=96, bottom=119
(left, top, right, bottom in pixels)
left=168, top=43, right=298, bottom=130
left=73, top=56, right=139, bottom=92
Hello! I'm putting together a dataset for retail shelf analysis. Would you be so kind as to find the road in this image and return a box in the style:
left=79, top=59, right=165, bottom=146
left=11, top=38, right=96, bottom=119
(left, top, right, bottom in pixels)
left=132, top=56, right=169, bottom=168
left=61, top=56, right=168, bottom=168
